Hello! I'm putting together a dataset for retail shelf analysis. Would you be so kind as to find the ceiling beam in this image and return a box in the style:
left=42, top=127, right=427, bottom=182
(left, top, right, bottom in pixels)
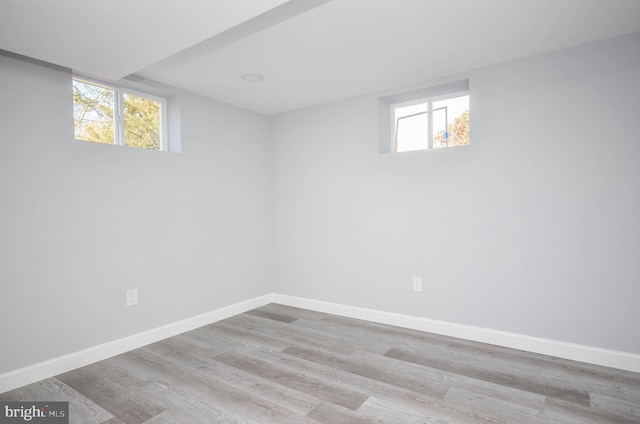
left=134, top=0, right=333, bottom=79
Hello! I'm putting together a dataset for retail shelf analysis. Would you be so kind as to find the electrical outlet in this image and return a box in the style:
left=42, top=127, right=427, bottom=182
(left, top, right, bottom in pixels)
left=126, top=289, right=138, bottom=306
left=412, top=277, right=422, bottom=292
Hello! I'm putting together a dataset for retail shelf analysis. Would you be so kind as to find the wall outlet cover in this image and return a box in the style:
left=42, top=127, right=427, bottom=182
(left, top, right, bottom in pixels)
left=412, top=277, right=422, bottom=292
left=126, top=289, right=138, bottom=306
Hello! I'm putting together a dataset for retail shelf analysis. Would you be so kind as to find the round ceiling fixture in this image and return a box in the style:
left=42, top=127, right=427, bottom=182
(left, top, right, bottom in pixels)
left=241, top=73, right=264, bottom=83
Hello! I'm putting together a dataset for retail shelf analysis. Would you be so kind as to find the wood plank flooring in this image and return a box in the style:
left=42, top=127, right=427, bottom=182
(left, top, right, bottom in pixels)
left=2, top=303, right=639, bottom=423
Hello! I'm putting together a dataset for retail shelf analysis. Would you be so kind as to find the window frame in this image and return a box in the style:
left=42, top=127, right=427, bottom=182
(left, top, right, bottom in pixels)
left=72, top=76, right=169, bottom=152
left=377, top=79, right=470, bottom=154
left=391, top=90, right=469, bottom=153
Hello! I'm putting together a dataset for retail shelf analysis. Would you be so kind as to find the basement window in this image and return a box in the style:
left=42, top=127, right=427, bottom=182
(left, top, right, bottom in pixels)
left=378, top=80, right=470, bottom=153
left=393, top=94, right=469, bottom=152
left=73, top=78, right=168, bottom=151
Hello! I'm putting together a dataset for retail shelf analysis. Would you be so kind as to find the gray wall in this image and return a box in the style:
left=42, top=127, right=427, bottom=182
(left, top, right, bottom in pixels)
left=272, top=33, right=640, bottom=354
left=0, top=54, right=273, bottom=374
left=2, top=32, right=639, bottom=376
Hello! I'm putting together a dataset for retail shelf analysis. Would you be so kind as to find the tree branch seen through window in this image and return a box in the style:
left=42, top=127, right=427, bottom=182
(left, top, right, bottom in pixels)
left=73, top=78, right=166, bottom=151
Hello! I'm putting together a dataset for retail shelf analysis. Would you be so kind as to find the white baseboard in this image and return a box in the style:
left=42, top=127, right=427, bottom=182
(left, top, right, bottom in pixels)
left=0, top=294, right=274, bottom=394
left=272, top=294, right=640, bottom=374
left=3, top=292, right=639, bottom=394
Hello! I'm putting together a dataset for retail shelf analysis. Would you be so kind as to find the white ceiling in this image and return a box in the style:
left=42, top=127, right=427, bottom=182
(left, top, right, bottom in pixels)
left=2, top=0, right=640, bottom=115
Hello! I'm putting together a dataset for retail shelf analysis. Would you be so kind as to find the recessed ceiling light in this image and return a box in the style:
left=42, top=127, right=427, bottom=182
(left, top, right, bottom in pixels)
left=241, top=73, right=264, bottom=83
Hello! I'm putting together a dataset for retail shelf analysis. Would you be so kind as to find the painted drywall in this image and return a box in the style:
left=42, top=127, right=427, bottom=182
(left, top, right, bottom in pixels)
left=1, top=32, right=639, bottom=379
left=272, top=32, right=640, bottom=354
left=0, top=54, right=272, bottom=374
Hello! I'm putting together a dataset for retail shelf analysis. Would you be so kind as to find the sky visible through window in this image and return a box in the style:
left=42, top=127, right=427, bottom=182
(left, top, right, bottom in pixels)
left=73, top=78, right=163, bottom=150
left=73, top=79, right=115, bottom=144
left=395, top=95, right=469, bottom=152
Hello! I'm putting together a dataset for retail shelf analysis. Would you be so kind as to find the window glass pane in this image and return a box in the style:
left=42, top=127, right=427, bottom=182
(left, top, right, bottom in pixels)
left=433, top=95, right=469, bottom=147
left=395, top=103, right=428, bottom=152
left=73, top=80, right=115, bottom=144
left=432, top=107, right=448, bottom=149
left=123, top=93, right=161, bottom=150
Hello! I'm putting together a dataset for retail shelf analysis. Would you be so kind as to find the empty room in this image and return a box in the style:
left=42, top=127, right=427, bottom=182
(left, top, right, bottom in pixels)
left=1, top=0, right=639, bottom=423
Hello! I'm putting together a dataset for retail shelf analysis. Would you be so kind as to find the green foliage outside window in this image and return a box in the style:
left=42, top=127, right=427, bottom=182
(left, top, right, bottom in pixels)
left=434, top=110, right=469, bottom=147
left=123, top=93, right=161, bottom=150
left=73, top=79, right=162, bottom=150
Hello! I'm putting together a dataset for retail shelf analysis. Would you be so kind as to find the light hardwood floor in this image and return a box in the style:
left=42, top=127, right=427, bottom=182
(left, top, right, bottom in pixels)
left=2, top=303, right=639, bottom=423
